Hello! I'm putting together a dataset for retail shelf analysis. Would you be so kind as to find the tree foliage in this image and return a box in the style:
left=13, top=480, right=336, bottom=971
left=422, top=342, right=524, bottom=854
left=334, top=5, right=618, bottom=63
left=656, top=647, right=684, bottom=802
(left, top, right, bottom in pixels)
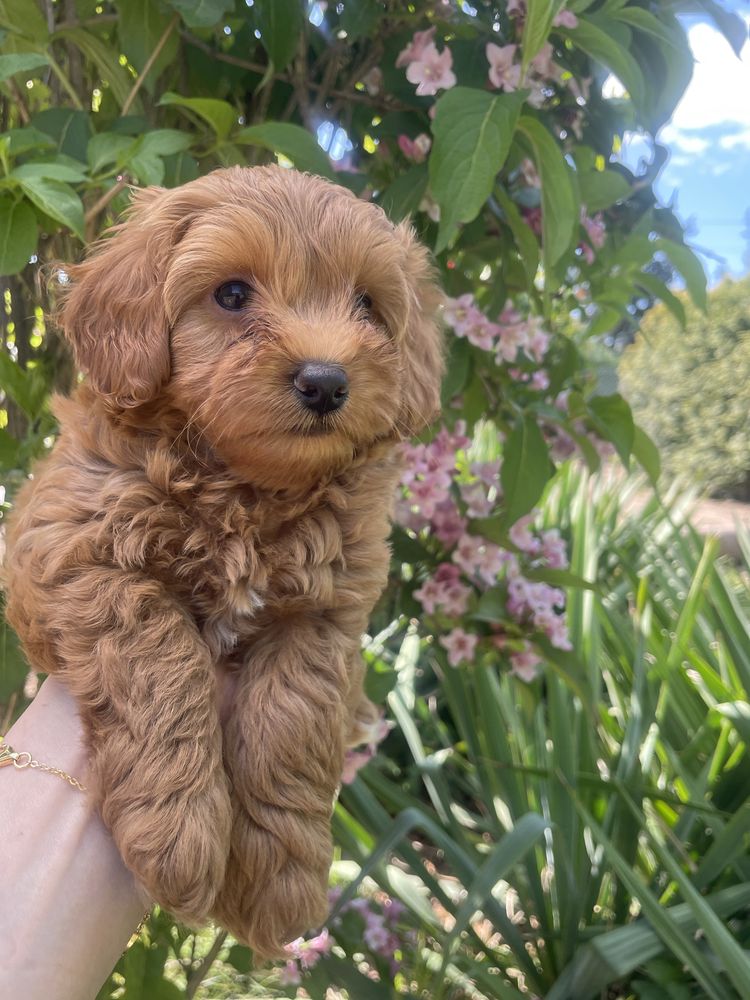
left=621, top=277, right=750, bottom=500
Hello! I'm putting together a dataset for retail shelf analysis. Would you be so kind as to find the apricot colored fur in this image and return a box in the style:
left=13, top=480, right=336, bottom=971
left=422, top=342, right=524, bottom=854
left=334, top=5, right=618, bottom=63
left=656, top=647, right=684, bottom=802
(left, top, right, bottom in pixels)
left=3, top=166, right=443, bottom=956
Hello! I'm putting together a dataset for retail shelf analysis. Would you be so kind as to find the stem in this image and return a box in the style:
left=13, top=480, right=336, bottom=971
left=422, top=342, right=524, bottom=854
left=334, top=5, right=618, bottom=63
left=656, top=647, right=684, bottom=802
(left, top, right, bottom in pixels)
left=183, top=930, right=228, bottom=1000
left=121, top=12, right=179, bottom=117
left=5, top=79, right=30, bottom=125
left=84, top=176, right=130, bottom=242
left=46, top=52, right=84, bottom=110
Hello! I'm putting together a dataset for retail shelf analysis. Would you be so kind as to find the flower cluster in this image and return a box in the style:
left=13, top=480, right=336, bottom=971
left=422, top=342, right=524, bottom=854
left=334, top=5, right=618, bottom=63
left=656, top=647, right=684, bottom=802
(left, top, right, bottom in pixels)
left=395, top=410, right=572, bottom=681
left=341, top=714, right=393, bottom=784
left=444, top=293, right=551, bottom=371
left=278, top=889, right=413, bottom=988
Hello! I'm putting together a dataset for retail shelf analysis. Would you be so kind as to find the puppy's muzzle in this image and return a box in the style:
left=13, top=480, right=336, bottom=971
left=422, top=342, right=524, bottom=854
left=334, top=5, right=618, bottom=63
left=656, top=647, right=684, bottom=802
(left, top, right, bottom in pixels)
left=293, top=362, right=349, bottom=416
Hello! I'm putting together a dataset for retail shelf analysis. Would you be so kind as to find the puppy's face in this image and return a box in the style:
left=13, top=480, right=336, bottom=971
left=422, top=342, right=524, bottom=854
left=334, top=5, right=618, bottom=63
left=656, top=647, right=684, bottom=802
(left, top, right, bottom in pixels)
left=59, top=167, right=444, bottom=490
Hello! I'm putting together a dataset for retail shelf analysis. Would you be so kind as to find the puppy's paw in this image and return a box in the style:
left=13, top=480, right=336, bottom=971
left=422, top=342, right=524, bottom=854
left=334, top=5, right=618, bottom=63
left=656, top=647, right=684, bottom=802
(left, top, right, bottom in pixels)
left=105, top=778, right=232, bottom=925
left=216, top=856, right=329, bottom=959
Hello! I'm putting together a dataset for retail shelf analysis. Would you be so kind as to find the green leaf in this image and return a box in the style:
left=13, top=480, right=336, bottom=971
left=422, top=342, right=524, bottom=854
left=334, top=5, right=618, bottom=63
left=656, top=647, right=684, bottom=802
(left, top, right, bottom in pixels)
left=516, top=116, right=578, bottom=271
left=0, top=0, right=48, bottom=42
left=140, top=129, right=193, bottom=157
left=18, top=176, right=84, bottom=240
left=119, top=0, right=179, bottom=92
left=226, top=944, right=253, bottom=973
left=521, top=0, right=564, bottom=73
left=87, top=132, right=136, bottom=174
left=588, top=392, right=635, bottom=467
left=494, top=183, right=539, bottom=284
left=32, top=108, right=91, bottom=161
left=0, top=425, right=20, bottom=467
left=558, top=17, right=646, bottom=109
left=12, top=161, right=87, bottom=183
left=440, top=334, right=472, bottom=405
left=0, top=52, right=48, bottom=81
left=430, top=88, right=524, bottom=252
left=632, top=426, right=661, bottom=485
left=167, top=0, right=234, bottom=29
left=0, top=196, right=36, bottom=275
left=341, top=0, right=383, bottom=39
left=159, top=92, right=237, bottom=141
left=634, top=272, right=686, bottom=328
left=2, top=126, right=55, bottom=157
left=379, top=163, right=428, bottom=223
left=694, top=0, right=748, bottom=57
left=578, top=168, right=630, bottom=213
left=234, top=121, right=334, bottom=179
left=54, top=27, right=137, bottom=111
left=656, top=238, right=707, bottom=312
left=255, top=0, right=305, bottom=70
left=0, top=616, right=27, bottom=699
left=473, top=585, right=507, bottom=624
left=501, top=412, right=554, bottom=526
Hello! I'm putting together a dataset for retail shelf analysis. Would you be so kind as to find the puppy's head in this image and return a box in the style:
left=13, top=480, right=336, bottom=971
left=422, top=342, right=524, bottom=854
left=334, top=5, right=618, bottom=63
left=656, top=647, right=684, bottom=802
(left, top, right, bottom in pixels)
left=58, top=166, right=444, bottom=490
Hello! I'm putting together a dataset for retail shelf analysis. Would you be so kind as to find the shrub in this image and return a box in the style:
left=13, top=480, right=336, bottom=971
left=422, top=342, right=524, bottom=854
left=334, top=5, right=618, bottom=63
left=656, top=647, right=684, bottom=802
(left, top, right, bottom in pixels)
left=620, top=277, right=750, bottom=499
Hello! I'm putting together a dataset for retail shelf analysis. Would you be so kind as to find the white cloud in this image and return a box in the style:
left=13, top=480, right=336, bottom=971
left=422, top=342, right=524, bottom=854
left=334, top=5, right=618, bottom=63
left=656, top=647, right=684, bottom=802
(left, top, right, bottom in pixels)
left=669, top=22, right=750, bottom=133
left=659, top=123, right=709, bottom=153
left=718, top=128, right=750, bottom=150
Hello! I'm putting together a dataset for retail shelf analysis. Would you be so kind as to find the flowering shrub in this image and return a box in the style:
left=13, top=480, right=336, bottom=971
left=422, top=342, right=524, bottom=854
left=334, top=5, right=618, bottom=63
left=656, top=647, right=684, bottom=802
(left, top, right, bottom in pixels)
left=277, top=889, right=415, bottom=992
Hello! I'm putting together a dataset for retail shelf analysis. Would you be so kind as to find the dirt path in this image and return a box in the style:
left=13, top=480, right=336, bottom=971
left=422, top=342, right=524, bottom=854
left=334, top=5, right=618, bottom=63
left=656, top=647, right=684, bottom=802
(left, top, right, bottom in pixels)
left=690, top=497, right=750, bottom=559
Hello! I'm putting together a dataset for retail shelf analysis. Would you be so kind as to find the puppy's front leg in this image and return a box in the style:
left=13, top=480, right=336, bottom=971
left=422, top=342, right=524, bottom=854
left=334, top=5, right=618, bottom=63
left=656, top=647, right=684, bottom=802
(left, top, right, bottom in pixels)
left=213, top=614, right=349, bottom=956
left=20, top=566, right=232, bottom=923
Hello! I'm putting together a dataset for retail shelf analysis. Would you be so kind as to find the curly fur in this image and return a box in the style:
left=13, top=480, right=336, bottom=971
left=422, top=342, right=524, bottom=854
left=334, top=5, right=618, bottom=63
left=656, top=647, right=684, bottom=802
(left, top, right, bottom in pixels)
left=3, top=166, right=443, bottom=955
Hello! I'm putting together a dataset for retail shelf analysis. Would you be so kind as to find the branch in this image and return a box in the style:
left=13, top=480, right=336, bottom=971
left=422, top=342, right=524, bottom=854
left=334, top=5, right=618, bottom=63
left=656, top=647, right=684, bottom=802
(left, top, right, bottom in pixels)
left=181, top=31, right=412, bottom=113
left=84, top=176, right=130, bottom=242
left=121, top=12, right=179, bottom=116
left=183, top=930, right=228, bottom=999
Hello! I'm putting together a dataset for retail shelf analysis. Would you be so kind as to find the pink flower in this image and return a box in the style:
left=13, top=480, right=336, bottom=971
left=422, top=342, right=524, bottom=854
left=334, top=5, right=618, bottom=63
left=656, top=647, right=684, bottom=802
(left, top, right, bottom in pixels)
left=531, top=370, right=550, bottom=391
left=541, top=528, right=568, bottom=569
left=433, top=499, right=467, bottom=546
left=278, top=960, right=301, bottom=986
left=497, top=322, right=528, bottom=363
left=553, top=8, right=578, bottom=28
left=509, top=513, right=542, bottom=554
left=364, top=916, right=391, bottom=952
left=406, top=42, right=457, bottom=96
left=530, top=42, right=562, bottom=82
left=519, top=157, right=541, bottom=188
left=525, top=320, right=551, bottom=362
left=475, top=543, right=508, bottom=587
left=341, top=748, right=373, bottom=784
left=398, top=132, right=432, bottom=163
left=579, top=241, right=595, bottom=265
left=486, top=43, right=521, bottom=91
left=460, top=480, right=494, bottom=518
left=582, top=210, right=606, bottom=248
left=440, top=627, right=479, bottom=667
left=362, top=66, right=383, bottom=96
left=413, top=576, right=444, bottom=614
left=510, top=647, right=542, bottom=682
left=471, top=460, right=501, bottom=487
left=396, top=27, right=436, bottom=67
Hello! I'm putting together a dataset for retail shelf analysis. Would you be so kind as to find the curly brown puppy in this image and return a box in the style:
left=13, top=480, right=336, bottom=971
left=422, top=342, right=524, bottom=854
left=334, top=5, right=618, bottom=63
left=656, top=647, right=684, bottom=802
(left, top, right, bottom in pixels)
left=3, top=165, right=442, bottom=956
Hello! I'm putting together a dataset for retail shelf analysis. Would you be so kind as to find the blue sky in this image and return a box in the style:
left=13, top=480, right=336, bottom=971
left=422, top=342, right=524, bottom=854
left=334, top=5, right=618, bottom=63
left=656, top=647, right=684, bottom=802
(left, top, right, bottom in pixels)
left=621, top=6, right=750, bottom=284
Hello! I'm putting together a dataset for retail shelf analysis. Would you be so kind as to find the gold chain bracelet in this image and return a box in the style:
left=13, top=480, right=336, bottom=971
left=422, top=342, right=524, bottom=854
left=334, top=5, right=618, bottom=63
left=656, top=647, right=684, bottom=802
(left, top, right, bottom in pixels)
left=0, top=740, right=86, bottom=792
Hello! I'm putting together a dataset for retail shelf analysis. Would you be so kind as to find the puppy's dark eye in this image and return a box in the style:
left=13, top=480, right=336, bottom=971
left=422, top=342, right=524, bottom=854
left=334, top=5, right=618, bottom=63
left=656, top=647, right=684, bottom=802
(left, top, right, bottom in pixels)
left=215, top=280, right=253, bottom=311
left=354, top=291, right=373, bottom=316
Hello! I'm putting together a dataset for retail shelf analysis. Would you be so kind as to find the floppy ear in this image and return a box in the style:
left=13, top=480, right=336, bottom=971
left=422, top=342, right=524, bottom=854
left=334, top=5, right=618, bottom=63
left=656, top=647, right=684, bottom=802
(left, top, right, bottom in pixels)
left=397, top=222, right=445, bottom=437
left=56, top=186, right=187, bottom=407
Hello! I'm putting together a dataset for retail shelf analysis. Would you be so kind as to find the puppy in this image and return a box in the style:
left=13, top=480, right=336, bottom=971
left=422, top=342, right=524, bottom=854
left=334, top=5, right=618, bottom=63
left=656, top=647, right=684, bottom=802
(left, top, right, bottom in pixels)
left=3, top=166, right=443, bottom=956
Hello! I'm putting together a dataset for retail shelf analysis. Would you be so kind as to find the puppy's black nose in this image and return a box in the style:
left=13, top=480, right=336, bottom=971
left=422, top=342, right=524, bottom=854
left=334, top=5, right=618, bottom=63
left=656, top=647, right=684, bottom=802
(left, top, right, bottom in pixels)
left=293, top=363, right=349, bottom=415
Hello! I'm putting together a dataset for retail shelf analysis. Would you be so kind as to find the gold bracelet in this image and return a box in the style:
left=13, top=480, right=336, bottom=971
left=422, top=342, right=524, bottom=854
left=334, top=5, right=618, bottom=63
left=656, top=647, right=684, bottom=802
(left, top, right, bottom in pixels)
left=0, top=740, right=86, bottom=792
